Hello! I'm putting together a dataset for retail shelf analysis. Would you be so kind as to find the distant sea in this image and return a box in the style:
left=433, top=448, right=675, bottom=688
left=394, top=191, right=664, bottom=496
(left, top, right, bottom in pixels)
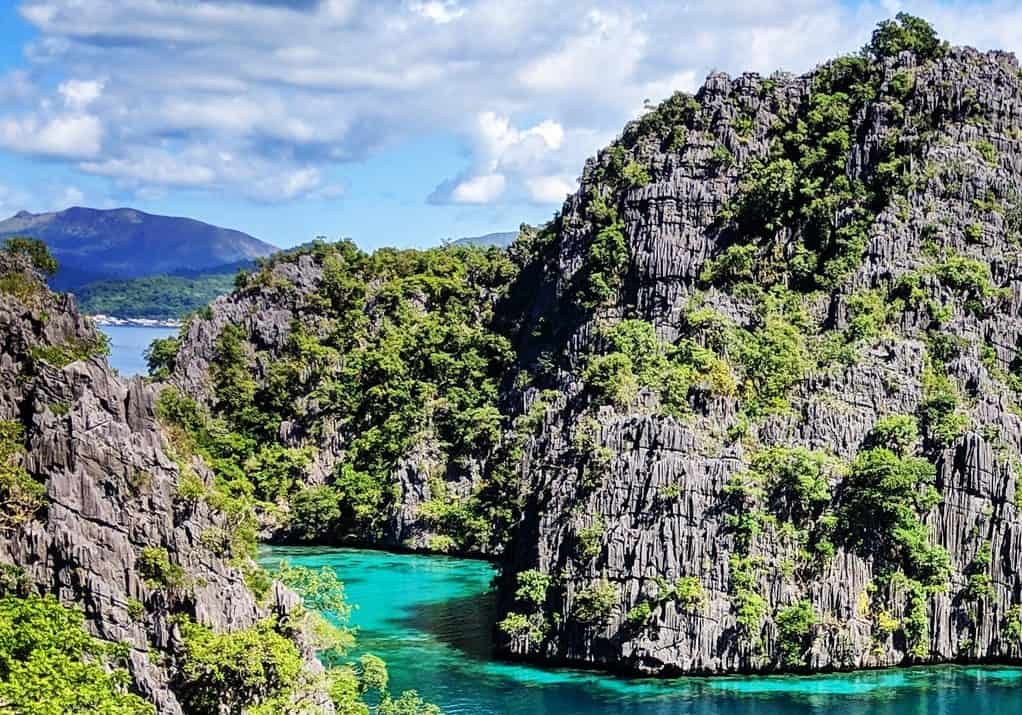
left=98, top=324, right=177, bottom=377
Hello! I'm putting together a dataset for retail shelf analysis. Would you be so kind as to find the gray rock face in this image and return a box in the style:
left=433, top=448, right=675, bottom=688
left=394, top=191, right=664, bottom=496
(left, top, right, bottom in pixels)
left=496, top=46, right=1022, bottom=674
left=0, top=254, right=329, bottom=712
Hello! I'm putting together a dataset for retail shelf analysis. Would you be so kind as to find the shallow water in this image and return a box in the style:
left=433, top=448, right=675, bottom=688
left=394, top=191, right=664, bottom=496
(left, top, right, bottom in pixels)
left=261, top=546, right=1022, bottom=714
left=98, top=325, right=177, bottom=376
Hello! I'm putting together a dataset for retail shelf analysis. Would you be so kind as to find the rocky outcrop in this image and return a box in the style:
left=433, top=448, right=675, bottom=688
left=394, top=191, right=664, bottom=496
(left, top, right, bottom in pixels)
left=495, top=40, right=1022, bottom=674
left=0, top=252, right=330, bottom=712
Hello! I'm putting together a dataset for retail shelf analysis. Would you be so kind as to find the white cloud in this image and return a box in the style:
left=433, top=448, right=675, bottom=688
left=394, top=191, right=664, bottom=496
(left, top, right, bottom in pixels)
left=0, top=113, right=103, bottom=158
left=451, top=173, right=506, bottom=203
left=410, top=1, right=465, bottom=24
left=58, top=79, right=104, bottom=109
left=525, top=175, right=574, bottom=204
left=518, top=10, right=646, bottom=94
left=6, top=0, right=1022, bottom=208
left=54, top=185, right=85, bottom=208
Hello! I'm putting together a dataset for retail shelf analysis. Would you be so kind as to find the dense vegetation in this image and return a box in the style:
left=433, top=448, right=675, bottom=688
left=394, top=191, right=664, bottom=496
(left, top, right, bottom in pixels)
left=76, top=272, right=236, bottom=320
left=0, top=571, right=153, bottom=715
left=152, top=240, right=522, bottom=552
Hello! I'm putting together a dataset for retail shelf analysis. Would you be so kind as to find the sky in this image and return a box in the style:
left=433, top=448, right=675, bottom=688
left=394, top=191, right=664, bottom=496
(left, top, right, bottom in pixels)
left=0, top=2, right=1021, bottom=250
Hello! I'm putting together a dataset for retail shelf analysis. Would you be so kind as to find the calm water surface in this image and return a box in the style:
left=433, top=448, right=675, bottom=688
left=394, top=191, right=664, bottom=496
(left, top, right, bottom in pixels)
left=99, top=325, right=177, bottom=376
left=261, top=546, right=1022, bottom=715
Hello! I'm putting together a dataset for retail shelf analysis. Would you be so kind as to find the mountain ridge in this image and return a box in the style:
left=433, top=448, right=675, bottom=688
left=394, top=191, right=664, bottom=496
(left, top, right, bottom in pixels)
left=0, top=206, right=277, bottom=290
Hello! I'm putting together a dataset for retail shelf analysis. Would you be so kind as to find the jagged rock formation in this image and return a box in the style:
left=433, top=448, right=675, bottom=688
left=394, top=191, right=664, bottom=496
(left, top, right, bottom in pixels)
left=165, top=16, right=1022, bottom=678
left=0, top=250, right=330, bottom=712
left=495, top=23, right=1022, bottom=674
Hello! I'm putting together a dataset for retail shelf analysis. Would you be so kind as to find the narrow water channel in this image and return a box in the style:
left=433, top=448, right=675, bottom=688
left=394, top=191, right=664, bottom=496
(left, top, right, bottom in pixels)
left=261, top=546, right=1022, bottom=714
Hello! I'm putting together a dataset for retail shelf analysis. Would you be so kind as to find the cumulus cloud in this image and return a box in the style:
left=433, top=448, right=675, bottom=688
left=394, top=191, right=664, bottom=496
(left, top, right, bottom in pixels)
left=0, top=114, right=103, bottom=158
left=5, top=0, right=1022, bottom=206
left=58, top=79, right=104, bottom=109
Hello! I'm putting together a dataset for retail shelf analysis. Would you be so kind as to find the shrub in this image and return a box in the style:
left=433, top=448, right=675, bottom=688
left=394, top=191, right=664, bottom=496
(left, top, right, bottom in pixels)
left=0, top=420, right=46, bottom=532
left=736, top=312, right=810, bottom=413
left=975, top=140, right=997, bottom=166
left=673, top=576, right=706, bottom=612
left=751, top=446, right=835, bottom=525
left=289, top=485, right=341, bottom=542
left=626, top=601, right=653, bottom=626
left=572, top=580, right=619, bottom=625
left=145, top=337, right=180, bottom=379
left=936, top=255, right=997, bottom=299
left=582, top=353, right=638, bottom=407
left=30, top=335, right=110, bottom=368
left=1003, top=605, right=1022, bottom=645
left=126, top=599, right=144, bottom=622
left=576, top=519, right=605, bottom=559
left=514, top=570, right=551, bottom=608
left=730, top=556, right=766, bottom=638
left=2, top=237, right=57, bottom=277
left=0, top=594, right=153, bottom=714
left=865, top=13, right=944, bottom=61
left=866, top=415, right=919, bottom=456
left=497, top=611, right=546, bottom=643
left=919, top=368, right=968, bottom=447
left=621, top=161, right=651, bottom=187
left=136, top=547, right=188, bottom=590
left=176, top=618, right=305, bottom=714
left=839, top=448, right=950, bottom=589
left=775, top=600, right=817, bottom=668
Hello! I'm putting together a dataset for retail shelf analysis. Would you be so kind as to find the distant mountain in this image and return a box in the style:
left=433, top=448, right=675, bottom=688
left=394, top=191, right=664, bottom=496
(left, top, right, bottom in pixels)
left=450, top=231, right=518, bottom=249
left=0, top=206, right=277, bottom=290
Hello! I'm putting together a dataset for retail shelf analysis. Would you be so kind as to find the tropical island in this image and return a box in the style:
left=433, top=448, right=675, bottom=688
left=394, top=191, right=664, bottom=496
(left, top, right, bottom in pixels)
left=2, top=13, right=1022, bottom=715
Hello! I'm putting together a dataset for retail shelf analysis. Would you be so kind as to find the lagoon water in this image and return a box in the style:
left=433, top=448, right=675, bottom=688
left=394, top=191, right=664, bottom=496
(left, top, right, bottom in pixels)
left=262, top=546, right=1022, bottom=715
left=98, top=324, right=177, bottom=377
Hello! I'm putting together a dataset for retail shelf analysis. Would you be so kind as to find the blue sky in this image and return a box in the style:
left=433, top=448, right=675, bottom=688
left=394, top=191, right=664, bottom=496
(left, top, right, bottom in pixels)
left=0, top=1, right=1020, bottom=249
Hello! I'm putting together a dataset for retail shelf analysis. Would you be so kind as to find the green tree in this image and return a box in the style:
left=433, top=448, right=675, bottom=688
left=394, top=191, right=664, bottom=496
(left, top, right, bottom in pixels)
left=865, top=13, right=944, bottom=61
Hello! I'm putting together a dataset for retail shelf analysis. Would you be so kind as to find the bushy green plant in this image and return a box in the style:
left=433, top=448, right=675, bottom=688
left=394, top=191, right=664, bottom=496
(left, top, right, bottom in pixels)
left=289, top=485, right=341, bottom=542
left=576, top=519, right=606, bottom=560
left=673, top=576, right=706, bottom=612
left=626, top=601, right=653, bottom=626
left=865, top=13, right=945, bottom=61
left=136, top=547, right=188, bottom=590
left=176, top=617, right=305, bottom=714
left=0, top=594, right=153, bottom=714
left=730, top=555, right=766, bottom=639
left=0, top=420, right=46, bottom=532
left=775, top=600, right=817, bottom=668
left=919, top=367, right=969, bottom=447
left=866, top=415, right=920, bottom=455
left=145, top=337, right=181, bottom=379
left=572, top=580, right=619, bottom=625
left=839, top=448, right=950, bottom=589
left=514, top=570, right=551, bottom=608
left=2, top=237, right=57, bottom=277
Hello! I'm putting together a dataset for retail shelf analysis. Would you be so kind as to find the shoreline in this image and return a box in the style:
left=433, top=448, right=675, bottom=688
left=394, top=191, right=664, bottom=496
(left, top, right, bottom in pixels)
left=90, top=314, right=182, bottom=328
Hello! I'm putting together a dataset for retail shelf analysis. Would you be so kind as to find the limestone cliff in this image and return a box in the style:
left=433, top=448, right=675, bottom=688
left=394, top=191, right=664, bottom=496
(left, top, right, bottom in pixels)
left=496, top=25, right=1022, bottom=673
left=0, top=250, right=330, bottom=712
left=165, top=16, right=1022, bottom=677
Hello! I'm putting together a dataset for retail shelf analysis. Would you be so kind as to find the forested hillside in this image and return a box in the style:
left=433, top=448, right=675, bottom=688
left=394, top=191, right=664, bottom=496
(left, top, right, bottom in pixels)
left=157, top=15, right=1022, bottom=676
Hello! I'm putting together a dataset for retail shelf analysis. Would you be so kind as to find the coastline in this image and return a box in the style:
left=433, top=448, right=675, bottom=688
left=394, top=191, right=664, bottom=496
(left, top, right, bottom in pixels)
left=90, top=313, right=182, bottom=328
